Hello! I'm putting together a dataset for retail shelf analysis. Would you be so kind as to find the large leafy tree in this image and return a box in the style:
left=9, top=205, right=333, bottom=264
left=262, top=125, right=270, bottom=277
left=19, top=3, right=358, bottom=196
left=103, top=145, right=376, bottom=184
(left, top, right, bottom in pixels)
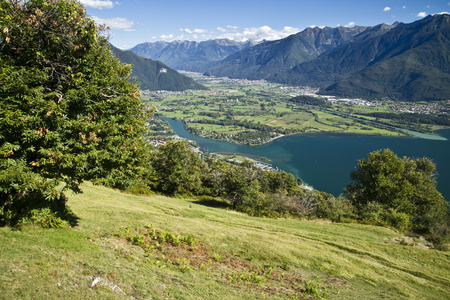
left=0, top=0, right=151, bottom=223
left=345, top=149, right=448, bottom=231
left=151, top=141, right=205, bottom=195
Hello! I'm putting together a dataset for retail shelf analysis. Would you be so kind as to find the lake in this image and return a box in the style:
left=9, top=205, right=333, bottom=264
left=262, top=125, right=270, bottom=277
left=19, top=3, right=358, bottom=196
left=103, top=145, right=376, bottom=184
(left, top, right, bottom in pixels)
left=163, top=118, right=450, bottom=201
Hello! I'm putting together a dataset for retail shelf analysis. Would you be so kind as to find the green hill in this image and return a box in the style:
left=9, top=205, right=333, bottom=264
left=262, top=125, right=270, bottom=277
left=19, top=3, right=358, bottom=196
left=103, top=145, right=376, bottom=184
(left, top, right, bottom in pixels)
left=1, top=183, right=448, bottom=299
left=110, top=44, right=206, bottom=91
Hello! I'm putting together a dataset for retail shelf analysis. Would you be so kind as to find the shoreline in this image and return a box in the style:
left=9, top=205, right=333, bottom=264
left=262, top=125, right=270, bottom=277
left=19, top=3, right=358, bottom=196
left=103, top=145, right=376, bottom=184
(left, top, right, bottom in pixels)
left=265, top=134, right=285, bottom=144
left=162, top=116, right=448, bottom=146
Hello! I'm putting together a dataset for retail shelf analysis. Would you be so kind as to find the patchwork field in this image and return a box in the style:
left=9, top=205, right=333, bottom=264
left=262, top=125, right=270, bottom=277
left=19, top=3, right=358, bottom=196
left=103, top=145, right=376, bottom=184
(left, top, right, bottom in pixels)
left=142, top=76, right=416, bottom=145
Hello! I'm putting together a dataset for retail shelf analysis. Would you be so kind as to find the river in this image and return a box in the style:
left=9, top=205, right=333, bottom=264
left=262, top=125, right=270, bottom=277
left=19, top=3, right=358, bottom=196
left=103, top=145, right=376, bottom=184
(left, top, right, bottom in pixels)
left=163, top=118, right=450, bottom=201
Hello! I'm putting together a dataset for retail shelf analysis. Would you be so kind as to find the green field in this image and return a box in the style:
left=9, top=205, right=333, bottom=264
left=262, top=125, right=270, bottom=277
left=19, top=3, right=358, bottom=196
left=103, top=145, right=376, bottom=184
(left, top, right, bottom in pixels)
left=142, top=77, right=415, bottom=145
left=1, top=183, right=449, bottom=299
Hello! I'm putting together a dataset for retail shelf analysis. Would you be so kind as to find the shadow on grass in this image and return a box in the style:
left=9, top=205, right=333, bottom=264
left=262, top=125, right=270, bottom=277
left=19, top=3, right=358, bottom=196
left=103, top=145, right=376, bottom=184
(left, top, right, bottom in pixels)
left=0, top=191, right=80, bottom=228
left=64, top=209, right=80, bottom=228
left=192, top=196, right=233, bottom=209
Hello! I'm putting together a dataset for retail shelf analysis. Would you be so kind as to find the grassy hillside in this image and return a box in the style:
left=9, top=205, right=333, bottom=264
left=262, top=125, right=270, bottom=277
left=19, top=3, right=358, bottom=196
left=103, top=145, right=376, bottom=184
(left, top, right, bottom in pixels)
left=1, top=183, right=449, bottom=299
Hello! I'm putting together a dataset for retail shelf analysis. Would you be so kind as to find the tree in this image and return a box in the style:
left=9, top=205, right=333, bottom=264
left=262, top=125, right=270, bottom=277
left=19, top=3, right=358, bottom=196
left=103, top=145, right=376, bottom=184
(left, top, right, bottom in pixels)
left=0, top=0, right=151, bottom=224
left=345, top=149, right=448, bottom=232
left=151, top=141, right=205, bottom=195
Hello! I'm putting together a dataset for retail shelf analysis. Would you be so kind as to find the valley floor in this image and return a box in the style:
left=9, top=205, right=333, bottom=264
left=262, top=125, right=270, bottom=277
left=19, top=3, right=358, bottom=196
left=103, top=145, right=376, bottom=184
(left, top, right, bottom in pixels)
left=142, top=74, right=449, bottom=146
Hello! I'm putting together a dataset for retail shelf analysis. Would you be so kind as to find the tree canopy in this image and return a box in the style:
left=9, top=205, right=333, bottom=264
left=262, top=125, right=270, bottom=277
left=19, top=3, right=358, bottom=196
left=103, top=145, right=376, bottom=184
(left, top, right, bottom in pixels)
left=345, top=149, right=448, bottom=231
left=0, top=0, right=151, bottom=224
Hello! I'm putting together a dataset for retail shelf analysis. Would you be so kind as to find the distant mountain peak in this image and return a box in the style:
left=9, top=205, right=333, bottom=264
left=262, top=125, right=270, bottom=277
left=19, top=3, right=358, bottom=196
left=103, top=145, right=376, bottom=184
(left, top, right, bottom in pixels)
left=205, top=14, right=450, bottom=101
left=129, top=39, right=257, bottom=72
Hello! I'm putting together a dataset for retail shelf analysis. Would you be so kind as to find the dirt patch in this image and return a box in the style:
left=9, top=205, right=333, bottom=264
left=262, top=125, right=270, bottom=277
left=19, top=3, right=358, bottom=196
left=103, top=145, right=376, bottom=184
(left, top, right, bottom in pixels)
left=114, top=227, right=338, bottom=298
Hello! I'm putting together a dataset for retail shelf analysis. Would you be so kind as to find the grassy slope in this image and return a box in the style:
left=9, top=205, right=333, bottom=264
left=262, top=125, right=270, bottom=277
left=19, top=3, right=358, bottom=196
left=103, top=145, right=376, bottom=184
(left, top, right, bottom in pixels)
left=1, top=183, right=449, bottom=299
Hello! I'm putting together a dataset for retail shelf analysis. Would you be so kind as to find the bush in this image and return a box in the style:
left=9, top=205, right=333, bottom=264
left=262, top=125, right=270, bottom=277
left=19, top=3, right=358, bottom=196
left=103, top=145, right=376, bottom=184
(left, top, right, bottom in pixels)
left=358, top=201, right=387, bottom=226
left=383, top=208, right=412, bottom=232
left=426, top=210, right=450, bottom=250
left=0, top=159, right=72, bottom=227
left=124, top=181, right=154, bottom=196
left=315, top=194, right=355, bottom=221
left=346, top=149, right=449, bottom=239
left=20, top=208, right=68, bottom=229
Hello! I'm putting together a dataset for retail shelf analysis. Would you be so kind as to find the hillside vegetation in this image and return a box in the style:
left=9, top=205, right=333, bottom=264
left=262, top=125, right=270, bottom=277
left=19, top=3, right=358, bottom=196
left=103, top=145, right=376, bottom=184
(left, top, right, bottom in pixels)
left=1, top=183, right=449, bottom=299
left=110, top=45, right=206, bottom=91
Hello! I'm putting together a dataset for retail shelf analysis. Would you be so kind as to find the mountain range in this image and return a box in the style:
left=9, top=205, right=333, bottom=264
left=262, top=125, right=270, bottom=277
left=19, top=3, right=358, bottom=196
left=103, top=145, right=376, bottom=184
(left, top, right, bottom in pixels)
left=203, top=25, right=371, bottom=80
left=129, top=39, right=257, bottom=72
left=128, top=14, right=450, bottom=102
left=110, top=44, right=206, bottom=91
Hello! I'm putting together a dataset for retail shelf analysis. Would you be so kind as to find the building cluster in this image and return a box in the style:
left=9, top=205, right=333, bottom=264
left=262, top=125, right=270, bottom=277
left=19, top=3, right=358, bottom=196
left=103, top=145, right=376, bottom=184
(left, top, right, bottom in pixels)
left=393, top=101, right=449, bottom=114
left=322, top=96, right=377, bottom=106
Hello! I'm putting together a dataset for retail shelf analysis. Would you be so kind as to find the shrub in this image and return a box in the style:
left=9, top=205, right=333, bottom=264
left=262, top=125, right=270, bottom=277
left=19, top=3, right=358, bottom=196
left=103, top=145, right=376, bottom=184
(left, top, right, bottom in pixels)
left=0, top=159, right=70, bottom=227
left=358, top=201, right=387, bottom=226
left=124, top=181, right=154, bottom=196
left=383, top=208, right=412, bottom=231
left=20, top=208, right=69, bottom=229
left=346, top=149, right=449, bottom=238
left=315, top=194, right=355, bottom=221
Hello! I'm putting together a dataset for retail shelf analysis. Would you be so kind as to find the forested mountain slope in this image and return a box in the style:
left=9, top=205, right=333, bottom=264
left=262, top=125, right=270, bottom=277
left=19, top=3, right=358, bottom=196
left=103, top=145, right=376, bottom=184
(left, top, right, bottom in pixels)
left=204, top=26, right=369, bottom=80
left=205, top=14, right=450, bottom=101
left=110, top=44, right=206, bottom=91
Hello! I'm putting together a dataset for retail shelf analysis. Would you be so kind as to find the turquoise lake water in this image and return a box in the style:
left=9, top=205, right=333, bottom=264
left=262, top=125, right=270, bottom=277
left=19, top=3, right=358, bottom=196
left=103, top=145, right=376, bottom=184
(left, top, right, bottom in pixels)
left=163, top=118, right=450, bottom=201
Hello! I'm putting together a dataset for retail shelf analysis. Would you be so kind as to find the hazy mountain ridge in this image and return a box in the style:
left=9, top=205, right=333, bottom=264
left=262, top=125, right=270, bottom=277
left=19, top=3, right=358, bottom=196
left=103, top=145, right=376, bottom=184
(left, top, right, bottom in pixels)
left=204, top=26, right=370, bottom=80
left=129, top=39, right=257, bottom=72
left=206, top=14, right=450, bottom=101
left=124, top=14, right=450, bottom=101
left=110, top=44, right=206, bottom=91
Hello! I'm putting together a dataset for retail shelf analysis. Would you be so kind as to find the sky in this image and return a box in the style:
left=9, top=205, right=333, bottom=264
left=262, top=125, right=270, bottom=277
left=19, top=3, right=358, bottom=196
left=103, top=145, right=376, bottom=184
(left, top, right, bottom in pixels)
left=79, top=0, right=450, bottom=49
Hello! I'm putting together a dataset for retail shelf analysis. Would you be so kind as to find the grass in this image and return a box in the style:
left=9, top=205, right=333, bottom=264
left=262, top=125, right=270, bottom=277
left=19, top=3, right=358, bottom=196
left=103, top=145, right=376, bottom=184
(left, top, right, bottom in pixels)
left=1, top=183, right=449, bottom=299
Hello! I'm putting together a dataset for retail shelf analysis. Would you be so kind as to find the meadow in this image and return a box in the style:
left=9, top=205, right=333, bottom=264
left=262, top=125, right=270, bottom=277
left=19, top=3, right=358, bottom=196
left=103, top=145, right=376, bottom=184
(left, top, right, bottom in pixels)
left=1, top=183, right=448, bottom=299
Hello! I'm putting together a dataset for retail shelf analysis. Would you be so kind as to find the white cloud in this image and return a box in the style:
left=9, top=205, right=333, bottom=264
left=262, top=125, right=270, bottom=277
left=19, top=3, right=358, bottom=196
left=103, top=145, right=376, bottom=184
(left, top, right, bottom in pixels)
left=180, top=28, right=209, bottom=34
left=91, top=16, right=134, bottom=30
left=417, top=12, right=427, bottom=17
left=159, top=34, right=174, bottom=40
left=383, top=7, right=391, bottom=12
left=403, top=6, right=406, bottom=9
left=79, top=0, right=114, bottom=9
left=218, top=25, right=299, bottom=42
left=216, top=25, right=239, bottom=33
left=344, top=21, right=355, bottom=27
left=154, top=25, right=299, bottom=42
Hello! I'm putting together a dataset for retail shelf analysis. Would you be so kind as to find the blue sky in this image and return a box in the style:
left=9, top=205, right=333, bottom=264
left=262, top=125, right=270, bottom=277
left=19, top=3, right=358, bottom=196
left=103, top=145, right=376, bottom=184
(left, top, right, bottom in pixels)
left=79, top=0, right=450, bottom=49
